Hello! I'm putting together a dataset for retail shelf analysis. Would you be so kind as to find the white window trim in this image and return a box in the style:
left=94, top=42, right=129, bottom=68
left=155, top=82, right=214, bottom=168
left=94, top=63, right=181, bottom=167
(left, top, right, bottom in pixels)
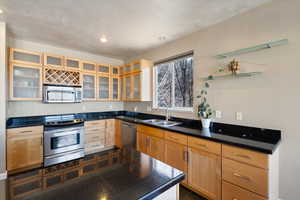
left=152, top=56, right=194, bottom=113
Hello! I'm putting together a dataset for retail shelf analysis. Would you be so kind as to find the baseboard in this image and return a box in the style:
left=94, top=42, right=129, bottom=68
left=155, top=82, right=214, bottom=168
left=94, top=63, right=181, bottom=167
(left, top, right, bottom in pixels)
left=0, top=171, right=7, bottom=180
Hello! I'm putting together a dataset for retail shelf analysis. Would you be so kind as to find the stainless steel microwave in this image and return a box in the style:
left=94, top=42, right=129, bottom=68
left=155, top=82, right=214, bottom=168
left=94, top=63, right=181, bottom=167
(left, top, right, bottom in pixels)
left=43, top=84, right=82, bottom=103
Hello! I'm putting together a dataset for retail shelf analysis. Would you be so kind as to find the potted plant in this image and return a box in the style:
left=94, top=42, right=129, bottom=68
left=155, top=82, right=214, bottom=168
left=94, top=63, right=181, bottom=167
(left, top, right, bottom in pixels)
left=197, top=81, right=214, bottom=128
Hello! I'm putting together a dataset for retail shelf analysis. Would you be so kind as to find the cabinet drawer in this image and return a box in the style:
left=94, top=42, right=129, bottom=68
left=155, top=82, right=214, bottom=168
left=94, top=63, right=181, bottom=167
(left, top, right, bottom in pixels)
left=7, top=126, right=43, bottom=137
left=85, top=127, right=106, bottom=135
left=85, top=141, right=105, bottom=150
left=222, top=158, right=268, bottom=197
left=137, top=125, right=164, bottom=138
left=222, top=181, right=266, bottom=200
left=222, top=145, right=268, bottom=169
left=85, top=120, right=106, bottom=128
left=165, top=131, right=187, bottom=145
left=188, top=137, right=221, bottom=155
left=85, top=132, right=105, bottom=143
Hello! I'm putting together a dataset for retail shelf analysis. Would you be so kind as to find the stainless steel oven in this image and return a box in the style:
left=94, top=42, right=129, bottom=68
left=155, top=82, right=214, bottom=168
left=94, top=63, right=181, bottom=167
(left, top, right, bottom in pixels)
left=43, top=84, right=82, bottom=103
left=44, top=119, right=85, bottom=167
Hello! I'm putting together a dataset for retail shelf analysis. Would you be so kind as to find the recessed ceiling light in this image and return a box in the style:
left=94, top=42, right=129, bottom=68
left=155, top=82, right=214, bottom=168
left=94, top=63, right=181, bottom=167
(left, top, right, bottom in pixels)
left=100, top=36, right=107, bottom=43
left=0, top=9, right=3, bottom=14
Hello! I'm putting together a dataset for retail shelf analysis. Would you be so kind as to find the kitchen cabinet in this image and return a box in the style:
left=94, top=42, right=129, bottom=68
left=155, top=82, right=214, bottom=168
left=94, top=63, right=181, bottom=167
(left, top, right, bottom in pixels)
left=9, top=63, right=43, bottom=100
left=105, top=119, right=115, bottom=147
left=82, top=73, right=97, bottom=100
left=10, top=48, right=43, bottom=66
left=7, top=126, right=43, bottom=172
left=137, top=125, right=165, bottom=162
left=82, top=61, right=97, bottom=72
left=44, top=53, right=64, bottom=68
left=114, top=119, right=122, bottom=148
left=188, top=147, right=221, bottom=200
left=111, top=76, right=121, bottom=101
left=122, top=59, right=152, bottom=101
left=84, top=120, right=106, bottom=154
left=97, top=74, right=110, bottom=100
left=65, top=57, right=81, bottom=71
left=97, top=64, right=110, bottom=74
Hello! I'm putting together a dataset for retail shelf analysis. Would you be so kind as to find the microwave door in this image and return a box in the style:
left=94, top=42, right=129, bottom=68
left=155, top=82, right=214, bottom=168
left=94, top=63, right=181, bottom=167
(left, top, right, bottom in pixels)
left=47, top=90, right=62, bottom=102
left=62, top=88, right=76, bottom=102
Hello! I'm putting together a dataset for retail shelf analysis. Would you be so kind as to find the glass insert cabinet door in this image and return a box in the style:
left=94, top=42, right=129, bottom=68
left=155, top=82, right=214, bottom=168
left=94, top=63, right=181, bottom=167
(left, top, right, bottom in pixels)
left=132, top=73, right=141, bottom=100
left=10, top=63, right=42, bottom=100
left=98, top=75, right=110, bottom=100
left=124, top=75, right=131, bottom=100
left=44, top=54, right=63, bottom=68
left=65, top=57, right=81, bottom=70
left=10, top=48, right=42, bottom=66
left=112, top=77, right=120, bottom=100
left=83, top=74, right=96, bottom=100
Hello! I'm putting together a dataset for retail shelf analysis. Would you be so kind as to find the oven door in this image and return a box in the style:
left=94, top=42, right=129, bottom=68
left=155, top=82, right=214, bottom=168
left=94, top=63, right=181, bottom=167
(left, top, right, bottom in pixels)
left=44, top=127, right=84, bottom=156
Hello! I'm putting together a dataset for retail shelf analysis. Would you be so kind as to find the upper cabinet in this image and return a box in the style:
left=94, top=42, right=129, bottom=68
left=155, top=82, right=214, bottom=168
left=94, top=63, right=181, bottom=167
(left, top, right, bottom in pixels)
left=122, top=59, right=152, bottom=102
left=82, top=61, right=97, bottom=73
left=98, top=74, right=110, bottom=100
left=82, top=73, right=97, bottom=100
left=97, top=64, right=110, bottom=74
left=9, top=63, right=42, bottom=100
left=44, top=53, right=64, bottom=68
left=10, top=48, right=43, bottom=66
left=65, top=57, right=81, bottom=71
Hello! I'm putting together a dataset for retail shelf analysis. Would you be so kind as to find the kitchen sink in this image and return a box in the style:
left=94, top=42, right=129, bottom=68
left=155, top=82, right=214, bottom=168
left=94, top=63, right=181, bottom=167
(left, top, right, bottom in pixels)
left=142, top=119, right=182, bottom=127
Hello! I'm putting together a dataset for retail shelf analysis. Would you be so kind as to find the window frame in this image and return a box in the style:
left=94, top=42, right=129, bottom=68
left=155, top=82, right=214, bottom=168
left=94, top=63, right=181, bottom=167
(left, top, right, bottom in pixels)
left=152, top=53, right=194, bottom=112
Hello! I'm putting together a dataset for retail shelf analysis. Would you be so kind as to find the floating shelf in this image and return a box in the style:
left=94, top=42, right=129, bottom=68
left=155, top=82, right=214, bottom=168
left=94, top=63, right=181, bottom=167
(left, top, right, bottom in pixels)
left=216, top=39, right=288, bottom=58
left=200, top=72, right=263, bottom=81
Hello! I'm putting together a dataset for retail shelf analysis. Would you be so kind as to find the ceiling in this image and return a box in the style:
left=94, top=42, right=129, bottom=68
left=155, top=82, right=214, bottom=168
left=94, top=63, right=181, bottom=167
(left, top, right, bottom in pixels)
left=0, top=0, right=271, bottom=59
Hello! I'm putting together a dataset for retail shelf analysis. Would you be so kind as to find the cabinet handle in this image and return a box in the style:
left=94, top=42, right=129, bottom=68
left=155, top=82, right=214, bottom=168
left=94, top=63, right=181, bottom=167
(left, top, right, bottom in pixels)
left=20, top=130, right=33, bottom=134
left=195, top=143, right=207, bottom=148
left=232, top=198, right=239, bottom=200
left=235, top=154, right=251, bottom=159
left=183, top=150, right=188, bottom=162
left=233, top=173, right=252, bottom=182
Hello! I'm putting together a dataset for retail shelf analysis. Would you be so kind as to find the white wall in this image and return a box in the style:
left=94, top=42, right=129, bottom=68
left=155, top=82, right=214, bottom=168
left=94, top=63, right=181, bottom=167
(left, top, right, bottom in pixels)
left=7, top=39, right=124, bottom=117
left=125, top=0, right=299, bottom=199
left=0, top=22, right=7, bottom=175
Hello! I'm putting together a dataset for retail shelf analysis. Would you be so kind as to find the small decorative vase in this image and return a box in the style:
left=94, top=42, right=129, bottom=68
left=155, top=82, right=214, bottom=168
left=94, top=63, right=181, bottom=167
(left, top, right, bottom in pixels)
left=201, top=118, right=212, bottom=129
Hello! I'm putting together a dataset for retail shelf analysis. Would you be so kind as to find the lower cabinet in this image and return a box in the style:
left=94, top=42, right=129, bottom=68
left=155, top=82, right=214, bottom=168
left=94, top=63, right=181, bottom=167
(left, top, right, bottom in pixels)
left=188, top=147, right=221, bottom=200
left=164, top=140, right=188, bottom=184
left=7, top=126, right=43, bottom=172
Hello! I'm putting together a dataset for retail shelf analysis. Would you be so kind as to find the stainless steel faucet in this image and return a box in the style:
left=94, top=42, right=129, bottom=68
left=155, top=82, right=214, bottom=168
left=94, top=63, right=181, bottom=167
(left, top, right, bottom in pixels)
left=165, top=107, right=170, bottom=122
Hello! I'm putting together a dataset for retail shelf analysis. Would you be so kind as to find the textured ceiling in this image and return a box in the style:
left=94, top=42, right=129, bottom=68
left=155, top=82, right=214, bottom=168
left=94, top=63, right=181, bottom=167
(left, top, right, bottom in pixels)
left=0, top=0, right=271, bottom=59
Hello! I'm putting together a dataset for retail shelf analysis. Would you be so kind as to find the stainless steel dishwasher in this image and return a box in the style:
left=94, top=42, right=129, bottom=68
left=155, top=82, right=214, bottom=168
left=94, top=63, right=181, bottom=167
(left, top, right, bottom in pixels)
left=121, top=121, right=137, bottom=149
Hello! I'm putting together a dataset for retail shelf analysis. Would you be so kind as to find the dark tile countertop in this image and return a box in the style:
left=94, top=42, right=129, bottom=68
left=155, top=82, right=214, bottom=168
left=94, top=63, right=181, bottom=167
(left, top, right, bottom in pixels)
left=6, top=111, right=281, bottom=154
left=9, top=148, right=184, bottom=200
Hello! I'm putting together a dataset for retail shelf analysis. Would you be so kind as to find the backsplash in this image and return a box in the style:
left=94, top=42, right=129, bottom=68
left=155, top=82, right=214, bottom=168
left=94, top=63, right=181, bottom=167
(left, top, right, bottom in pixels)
left=7, top=101, right=124, bottom=118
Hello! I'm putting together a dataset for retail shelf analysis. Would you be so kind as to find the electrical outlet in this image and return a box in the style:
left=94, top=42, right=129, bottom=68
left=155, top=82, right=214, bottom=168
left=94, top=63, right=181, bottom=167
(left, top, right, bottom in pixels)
left=109, top=105, right=113, bottom=110
left=134, top=106, right=138, bottom=112
left=147, top=106, right=152, bottom=112
left=216, top=110, right=222, bottom=118
left=236, top=112, right=243, bottom=120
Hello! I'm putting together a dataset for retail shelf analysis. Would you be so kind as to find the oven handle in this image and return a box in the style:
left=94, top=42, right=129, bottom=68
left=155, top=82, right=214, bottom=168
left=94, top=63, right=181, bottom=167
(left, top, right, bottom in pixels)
left=45, top=129, right=83, bottom=137
left=45, top=120, right=84, bottom=127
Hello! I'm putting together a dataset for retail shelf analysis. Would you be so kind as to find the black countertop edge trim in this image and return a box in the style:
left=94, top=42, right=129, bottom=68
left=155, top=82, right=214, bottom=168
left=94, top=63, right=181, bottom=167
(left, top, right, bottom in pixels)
left=138, top=174, right=185, bottom=200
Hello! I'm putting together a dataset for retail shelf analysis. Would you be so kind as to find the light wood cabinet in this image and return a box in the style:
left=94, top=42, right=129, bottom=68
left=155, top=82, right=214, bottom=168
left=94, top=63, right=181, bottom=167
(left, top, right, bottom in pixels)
left=97, top=64, right=110, bottom=74
left=114, top=119, right=122, bottom=148
left=65, top=57, right=81, bottom=71
left=84, top=120, right=106, bottom=154
left=188, top=147, right=221, bottom=200
left=106, top=119, right=115, bottom=147
left=137, top=132, right=149, bottom=154
left=44, top=53, right=64, bottom=68
left=82, top=73, right=97, bottom=100
left=122, top=59, right=152, bottom=101
left=7, top=126, right=43, bottom=172
left=97, top=74, right=110, bottom=100
left=82, top=61, right=97, bottom=72
left=149, top=136, right=165, bottom=161
left=9, top=63, right=42, bottom=100
left=10, top=48, right=43, bottom=66
left=111, top=76, right=121, bottom=101
left=165, top=140, right=188, bottom=184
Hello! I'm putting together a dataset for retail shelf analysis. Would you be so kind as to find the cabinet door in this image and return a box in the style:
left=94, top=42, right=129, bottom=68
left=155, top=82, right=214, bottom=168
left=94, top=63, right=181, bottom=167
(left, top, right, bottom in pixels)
left=137, top=132, right=148, bottom=154
left=105, top=119, right=115, bottom=147
left=65, top=57, right=81, bottom=71
left=98, top=75, right=110, bottom=100
left=7, top=130, right=43, bottom=172
left=111, top=66, right=120, bottom=75
left=132, top=73, right=141, bottom=100
left=111, top=77, right=120, bottom=101
left=83, top=73, right=96, bottom=100
left=165, top=140, right=188, bottom=184
left=115, top=119, right=122, bottom=148
left=82, top=61, right=97, bottom=72
left=124, top=75, right=131, bottom=100
left=10, top=63, right=42, bottom=100
left=149, top=136, right=165, bottom=162
left=188, top=147, right=221, bottom=200
left=97, top=64, right=110, bottom=74
left=44, top=54, right=64, bottom=68
left=10, top=48, right=43, bottom=66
